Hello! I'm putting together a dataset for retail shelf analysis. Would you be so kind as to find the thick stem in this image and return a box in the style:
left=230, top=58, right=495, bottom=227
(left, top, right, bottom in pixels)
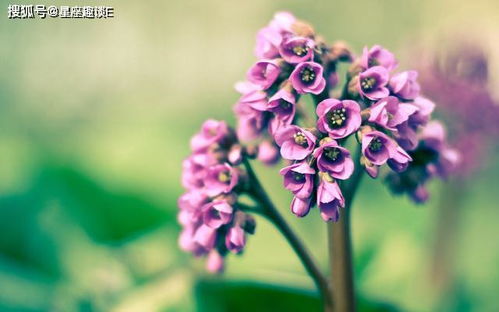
left=431, top=179, right=465, bottom=301
left=328, top=148, right=363, bottom=312
left=242, top=158, right=333, bottom=311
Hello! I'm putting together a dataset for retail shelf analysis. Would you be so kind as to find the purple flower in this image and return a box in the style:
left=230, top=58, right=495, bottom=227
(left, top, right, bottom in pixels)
left=368, top=96, right=418, bottom=131
left=289, top=62, right=326, bottom=95
left=255, top=27, right=283, bottom=59
left=181, top=154, right=209, bottom=190
left=257, top=140, right=280, bottom=165
left=269, top=11, right=296, bottom=32
left=225, top=225, right=246, bottom=253
left=255, top=12, right=296, bottom=59
left=206, top=250, right=225, bottom=273
left=313, top=139, right=354, bottom=180
left=247, top=60, right=281, bottom=90
left=358, top=66, right=390, bottom=100
left=420, top=121, right=460, bottom=178
left=317, top=179, right=345, bottom=222
left=290, top=196, right=312, bottom=217
left=228, top=144, right=243, bottom=165
left=361, top=131, right=411, bottom=167
left=275, top=125, right=316, bottom=160
left=234, top=81, right=261, bottom=94
left=193, top=224, right=217, bottom=250
left=394, top=97, right=434, bottom=151
left=389, top=70, right=420, bottom=100
left=178, top=191, right=207, bottom=222
left=279, top=36, right=314, bottom=63
left=360, top=45, right=397, bottom=71
left=234, top=90, right=269, bottom=141
left=204, top=164, right=239, bottom=196
left=316, top=99, right=361, bottom=138
left=408, top=96, right=435, bottom=127
left=179, top=226, right=203, bottom=254
left=280, top=161, right=315, bottom=199
left=237, top=89, right=268, bottom=111
left=190, top=120, right=231, bottom=153
left=202, top=201, right=233, bottom=228
left=387, top=146, right=412, bottom=172
left=267, top=87, right=296, bottom=135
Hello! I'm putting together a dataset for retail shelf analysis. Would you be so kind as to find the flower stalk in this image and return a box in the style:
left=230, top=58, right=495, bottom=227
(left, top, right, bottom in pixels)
left=328, top=146, right=363, bottom=312
left=242, top=158, right=333, bottom=311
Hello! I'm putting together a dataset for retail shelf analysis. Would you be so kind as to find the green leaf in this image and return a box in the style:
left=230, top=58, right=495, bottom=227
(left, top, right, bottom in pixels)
left=194, top=279, right=321, bottom=312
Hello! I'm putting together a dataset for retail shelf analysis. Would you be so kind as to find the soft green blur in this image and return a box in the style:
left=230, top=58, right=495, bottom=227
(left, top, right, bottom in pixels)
left=1, top=0, right=499, bottom=311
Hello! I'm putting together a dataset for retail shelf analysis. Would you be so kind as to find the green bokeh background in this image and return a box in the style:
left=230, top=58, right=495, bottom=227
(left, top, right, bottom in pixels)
left=1, top=0, right=498, bottom=311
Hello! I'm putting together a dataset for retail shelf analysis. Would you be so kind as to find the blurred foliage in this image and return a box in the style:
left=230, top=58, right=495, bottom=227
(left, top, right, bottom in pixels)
left=1, top=0, right=499, bottom=311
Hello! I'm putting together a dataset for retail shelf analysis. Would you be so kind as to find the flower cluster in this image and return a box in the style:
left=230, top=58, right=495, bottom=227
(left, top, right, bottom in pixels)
left=233, top=12, right=458, bottom=216
left=179, top=12, right=461, bottom=271
left=179, top=120, right=255, bottom=272
left=416, top=41, right=499, bottom=178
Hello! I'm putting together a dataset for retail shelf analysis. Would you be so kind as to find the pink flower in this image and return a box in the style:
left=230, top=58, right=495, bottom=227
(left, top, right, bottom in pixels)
left=206, top=250, right=225, bottom=273
left=313, top=139, right=354, bottom=180
left=267, top=88, right=296, bottom=135
left=193, top=224, right=217, bottom=250
left=179, top=226, right=204, bottom=255
left=275, top=125, right=316, bottom=160
left=289, top=62, right=326, bottom=95
left=316, top=99, right=361, bottom=139
left=280, top=161, right=315, bottom=199
left=317, top=179, right=345, bottom=222
left=387, top=146, right=412, bottom=172
left=204, top=164, right=239, bottom=197
left=257, top=140, right=280, bottom=165
left=389, top=70, right=420, bottom=100
left=190, top=120, right=231, bottom=153
left=225, top=225, right=246, bottom=253
left=279, top=36, right=314, bottom=63
left=234, top=91, right=269, bottom=141
left=202, top=201, right=233, bottom=229
left=360, top=45, right=397, bottom=71
left=361, top=131, right=412, bottom=168
left=358, top=66, right=390, bottom=100
left=255, top=12, right=296, bottom=59
left=368, top=96, right=418, bottom=131
left=181, top=154, right=208, bottom=190
left=290, top=196, right=312, bottom=217
left=247, top=60, right=281, bottom=90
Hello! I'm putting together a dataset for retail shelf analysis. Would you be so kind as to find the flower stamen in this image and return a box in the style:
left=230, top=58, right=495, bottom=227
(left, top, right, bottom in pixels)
left=293, top=132, right=309, bottom=147
left=361, top=77, right=377, bottom=91
left=326, top=108, right=347, bottom=129
left=369, top=138, right=383, bottom=152
left=300, top=67, right=316, bottom=83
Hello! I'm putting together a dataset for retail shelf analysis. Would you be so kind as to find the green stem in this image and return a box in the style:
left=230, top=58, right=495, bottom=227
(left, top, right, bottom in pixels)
left=242, top=158, right=333, bottom=311
left=328, top=145, right=363, bottom=312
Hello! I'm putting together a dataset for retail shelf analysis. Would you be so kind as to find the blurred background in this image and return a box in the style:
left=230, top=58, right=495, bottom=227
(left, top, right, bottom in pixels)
left=1, top=0, right=499, bottom=311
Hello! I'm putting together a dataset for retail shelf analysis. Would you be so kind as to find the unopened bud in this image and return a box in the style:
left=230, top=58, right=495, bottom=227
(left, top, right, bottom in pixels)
left=292, top=20, right=315, bottom=37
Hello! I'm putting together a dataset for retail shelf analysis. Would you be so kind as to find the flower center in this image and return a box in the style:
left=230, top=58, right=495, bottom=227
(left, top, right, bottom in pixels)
left=293, top=132, right=308, bottom=147
left=324, top=147, right=341, bottom=162
left=280, top=100, right=291, bottom=110
left=326, top=108, right=347, bottom=129
left=300, top=67, right=316, bottom=84
left=361, top=77, right=377, bottom=91
left=292, top=45, right=308, bottom=56
left=218, top=171, right=231, bottom=183
left=292, top=172, right=305, bottom=182
left=210, top=208, right=221, bottom=219
left=368, top=138, right=383, bottom=152
left=368, top=58, right=379, bottom=67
